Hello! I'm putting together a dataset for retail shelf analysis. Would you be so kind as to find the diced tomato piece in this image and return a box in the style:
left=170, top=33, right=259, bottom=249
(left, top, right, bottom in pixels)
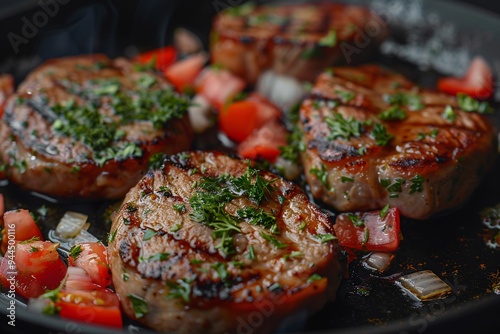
left=57, top=288, right=122, bottom=328
left=219, top=93, right=281, bottom=143
left=14, top=240, right=59, bottom=274
left=334, top=207, right=401, bottom=252
left=196, top=68, right=246, bottom=110
left=1, top=209, right=44, bottom=254
left=134, top=46, right=177, bottom=71
left=219, top=100, right=260, bottom=142
left=68, top=242, right=111, bottom=287
left=0, top=240, right=67, bottom=299
left=237, top=121, right=288, bottom=162
left=437, top=56, right=494, bottom=99
left=164, top=53, right=208, bottom=92
left=0, top=74, right=14, bottom=118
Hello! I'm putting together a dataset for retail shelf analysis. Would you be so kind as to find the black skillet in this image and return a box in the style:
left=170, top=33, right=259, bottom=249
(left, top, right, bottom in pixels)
left=0, top=0, right=499, bottom=333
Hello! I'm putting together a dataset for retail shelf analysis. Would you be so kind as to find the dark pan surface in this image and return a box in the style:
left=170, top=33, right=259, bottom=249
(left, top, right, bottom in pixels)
left=1, top=0, right=500, bottom=333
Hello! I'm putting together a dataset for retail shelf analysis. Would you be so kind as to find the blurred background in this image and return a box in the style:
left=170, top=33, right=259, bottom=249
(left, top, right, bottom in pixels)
left=0, top=0, right=499, bottom=81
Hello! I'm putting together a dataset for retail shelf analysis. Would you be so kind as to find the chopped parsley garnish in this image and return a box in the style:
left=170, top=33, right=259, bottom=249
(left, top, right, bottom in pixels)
left=126, top=203, right=138, bottom=212
left=69, top=245, right=83, bottom=258
left=173, top=203, right=187, bottom=213
left=166, top=277, right=194, bottom=303
left=260, top=232, right=287, bottom=249
left=362, top=228, right=370, bottom=246
left=307, top=273, right=323, bottom=283
left=310, top=163, right=331, bottom=190
left=335, top=90, right=355, bottom=102
left=29, top=246, right=39, bottom=253
left=148, top=153, right=165, bottom=170
left=298, top=221, right=307, bottom=231
left=237, top=207, right=277, bottom=231
left=409, top=174, right=424, bottom=194
left=379, top=204, right=390, bottom=219
left=347, top=214, right=365, bottom=227
left=189, top=166, right=278, bottom=256
left=315, top=233, right=337, bottom=243
left=170, top=223, right=182, bottom=232
left=127, top=294, right=148, bottom=318
left=211, top=262, right=229, bottom=282
left=371, top=123, right=393, bottom=146
left=39, top=69, right=190, bottom=166
left=226, top=2, right=255, bottom=16
left=143, top=229, right=158, bottom=241
left=326, top=113, right=363, bottom=140
left=19, top=236, right=40, bottom=244
left=268, top=282, right=283, bottom=293
left=383, top=92, right=424, bottom=111
left=341, top=176, right=354, bottom=183
left=279, top=126, right=305, bottom=163
left=158, top=186, right=172, bottom=197
left=247, top=245, right=256, bottom=260
left=108, top=229, right=117, bottom=243
left=442, top=105, right=457, bottom=122
left=143, top=253, right=169, bottom=262
left=457, top=93, right=493, bottom=114
left=319, top=29, right=337, bottom=47
left=378, top=106, right=407, bottom=120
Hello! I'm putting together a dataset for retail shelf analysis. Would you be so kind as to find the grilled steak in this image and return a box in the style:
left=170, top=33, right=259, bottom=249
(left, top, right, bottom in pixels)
left=109, top=151, right=343, bottom=334
left=0, top=55, right=192, bottom=199
left=299, top=65, right=497, bottom=220
left=211, top=2, right=386, bottom=84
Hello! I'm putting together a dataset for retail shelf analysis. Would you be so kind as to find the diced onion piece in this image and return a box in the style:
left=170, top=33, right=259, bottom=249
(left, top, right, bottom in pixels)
left=363, top=252, right=394, bottom=273
left=55, top=211, right=88, bottom=239
left=398, top=270, right=452, bottom=301
left=257, top=70, right=306, bottom=111
left=188, top=94, right=214, bottom=133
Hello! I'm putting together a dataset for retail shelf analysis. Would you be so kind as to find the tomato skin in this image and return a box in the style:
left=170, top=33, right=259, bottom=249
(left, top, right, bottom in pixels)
left=1, top=209, right=44, bottom=254
left=437, top=56, right=494, bottom=99
left=237, top=121, right=288, bottom=162
left=57, top=300, right=123, bottom=328
left=196, top=68, right=246, bottom=110
left=134, top=46, right=177, bottom=71
left=68, top=242, right=111, bottom=287
left=334, top=207, right=401, bottom=252
left=0, top=252, right=67, bottom=299
left=164, top=53, right=208, bottom=92
left=219, top=101, right=260, bottom=142
left=219, top=93, right=281, bottom=143
left=56, top=266, right=122, bottom=328
left=15, top=241, right=59, bottom=274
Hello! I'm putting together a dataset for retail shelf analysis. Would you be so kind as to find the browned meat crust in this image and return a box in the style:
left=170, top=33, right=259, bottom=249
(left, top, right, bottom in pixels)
left=300, top=65, right=497, bottom=219
left=109, top=151, right=343, bottom=333
left=211, top=2, right=387, bottom=84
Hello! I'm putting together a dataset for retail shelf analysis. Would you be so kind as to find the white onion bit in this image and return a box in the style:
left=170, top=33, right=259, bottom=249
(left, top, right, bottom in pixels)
left=256, top=70, right=306, bottom=111
left=55, top=211, right=88, bottom=239
left=398, top=270, right=452, bottom=301
left=363, top=252, right=394, bottom=273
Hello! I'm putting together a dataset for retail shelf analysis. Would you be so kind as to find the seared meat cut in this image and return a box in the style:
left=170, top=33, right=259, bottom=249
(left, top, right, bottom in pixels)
left=109, top=151, right=343, bottom=334
left=0, top=55, right=192, bottom=199
left=300, top=65, right=497, bottom=219
left=211, top=2, right=387, bottom=84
